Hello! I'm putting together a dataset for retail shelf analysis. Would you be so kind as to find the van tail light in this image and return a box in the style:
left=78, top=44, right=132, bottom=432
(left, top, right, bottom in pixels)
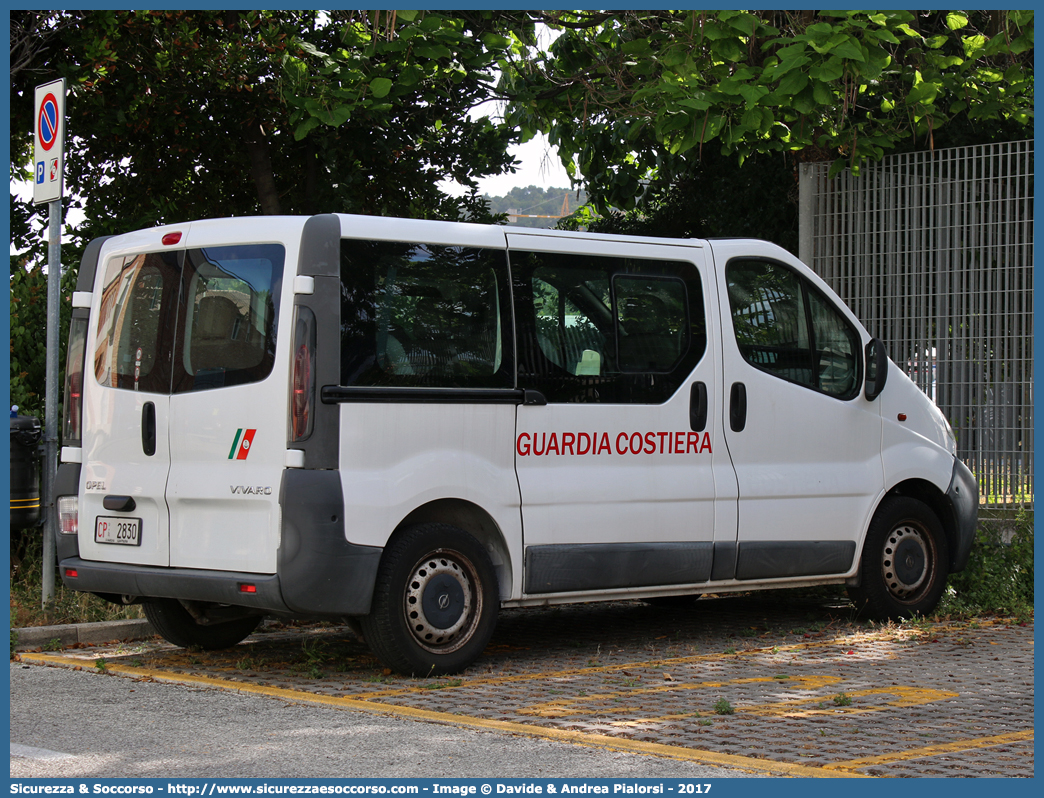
left=57, top=496, right=79, bottom=535
left=289, top=307, right=316, bottom=442
left=62, top=316, right=89, bottom=447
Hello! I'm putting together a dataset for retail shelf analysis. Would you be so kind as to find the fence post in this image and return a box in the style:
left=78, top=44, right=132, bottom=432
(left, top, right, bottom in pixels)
left=798, top=163, right=814, bottom=264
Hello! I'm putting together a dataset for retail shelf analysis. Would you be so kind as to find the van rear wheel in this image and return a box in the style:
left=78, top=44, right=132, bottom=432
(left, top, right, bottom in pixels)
left=143, top=599, right=261, bottom=650
left=848, top=497, right=949, bottom=620
left=361, top=523, right=499, bottom=676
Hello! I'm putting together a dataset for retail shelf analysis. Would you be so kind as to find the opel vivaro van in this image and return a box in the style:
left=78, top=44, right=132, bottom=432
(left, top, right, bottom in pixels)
left=55, top=214, right=978, bottom=674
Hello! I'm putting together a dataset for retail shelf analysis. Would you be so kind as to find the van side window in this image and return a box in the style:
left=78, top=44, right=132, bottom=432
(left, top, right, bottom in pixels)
left=614, top=276, right=688, bottom=372
left=513, top=250, right=705, bottom=404
left=340, top=240, right=513, bottom=388
left=726, top=259, right=859, bottom=399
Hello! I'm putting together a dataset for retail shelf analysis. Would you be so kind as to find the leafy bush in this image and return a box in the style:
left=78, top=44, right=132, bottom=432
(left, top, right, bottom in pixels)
left=9, top=261, right=78, bottom=421
left=941, top=511, right=1034, bottom=619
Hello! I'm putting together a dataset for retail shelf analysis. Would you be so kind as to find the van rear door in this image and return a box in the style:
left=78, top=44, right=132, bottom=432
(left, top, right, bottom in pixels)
left=80, top=240, right=179, bottom=567
left=164, top=235, right=289, bottom=573
left=80, top=222, right=294, bottom=575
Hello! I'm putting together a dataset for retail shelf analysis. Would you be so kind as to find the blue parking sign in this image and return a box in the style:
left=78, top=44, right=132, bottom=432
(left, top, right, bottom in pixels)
left=33, top=78, right=65, bottom=203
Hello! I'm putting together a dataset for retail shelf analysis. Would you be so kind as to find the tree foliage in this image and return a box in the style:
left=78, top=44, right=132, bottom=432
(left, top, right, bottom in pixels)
left=9, top=9, right=536, bottom=252
left=9, top=264, right=77, bottom=421
left=8, top=9, right=536, bottom=423
left=504, top=9, right=1034, bottom=212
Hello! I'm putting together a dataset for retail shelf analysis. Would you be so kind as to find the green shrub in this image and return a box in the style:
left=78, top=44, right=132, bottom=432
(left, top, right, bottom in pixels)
left=9, top=532, right=143, bottom=630
left=941, top=511, right=1034, bottom=619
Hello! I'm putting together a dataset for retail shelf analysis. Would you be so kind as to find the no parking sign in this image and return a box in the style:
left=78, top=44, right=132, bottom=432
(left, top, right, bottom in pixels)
left=33, top=78, right=66, bottom=204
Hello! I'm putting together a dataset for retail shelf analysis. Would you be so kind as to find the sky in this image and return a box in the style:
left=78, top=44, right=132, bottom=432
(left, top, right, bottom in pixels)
left=474, top=134, right=572, bottom=197
left=439, top=133, right=573, bottom=199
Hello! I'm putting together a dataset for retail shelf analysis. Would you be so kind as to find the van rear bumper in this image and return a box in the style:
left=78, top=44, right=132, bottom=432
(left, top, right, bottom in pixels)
left=58, top=558, right=290, bottom=614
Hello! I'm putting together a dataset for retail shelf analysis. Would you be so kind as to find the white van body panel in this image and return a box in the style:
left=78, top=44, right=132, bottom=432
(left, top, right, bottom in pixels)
left=879, top=360, right=957, bottom=492
left=338, top=402, right=522, bottom=598
left=79, top=390, right=172, bottom=567
left=338, top=214, right=508, bottom=249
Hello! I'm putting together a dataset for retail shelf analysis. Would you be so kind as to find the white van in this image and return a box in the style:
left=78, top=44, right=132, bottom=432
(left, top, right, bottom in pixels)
left=56, top=214, right=978, bottom=674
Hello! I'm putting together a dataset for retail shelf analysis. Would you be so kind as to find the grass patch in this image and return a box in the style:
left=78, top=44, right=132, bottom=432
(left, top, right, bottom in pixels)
left=10, top=532, right=144, bottom=631
left=939, top=511, right=1034, bottom=621
left=713, top=697, right=735, bottom=715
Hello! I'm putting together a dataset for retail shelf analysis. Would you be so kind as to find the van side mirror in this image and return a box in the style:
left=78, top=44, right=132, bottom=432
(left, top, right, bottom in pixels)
left=864, top=338, right=889, bottom=401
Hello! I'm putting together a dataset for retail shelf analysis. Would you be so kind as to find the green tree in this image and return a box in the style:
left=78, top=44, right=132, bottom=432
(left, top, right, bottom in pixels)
left=10, top=10, right=536, bottom=252
left=504, top=10, right=1033, bottom=213
left=9, top=10, right=537, bottom=421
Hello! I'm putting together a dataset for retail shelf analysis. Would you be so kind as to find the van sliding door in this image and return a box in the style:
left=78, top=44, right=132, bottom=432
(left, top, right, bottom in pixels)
left=508, top=233, right=737, bottom=596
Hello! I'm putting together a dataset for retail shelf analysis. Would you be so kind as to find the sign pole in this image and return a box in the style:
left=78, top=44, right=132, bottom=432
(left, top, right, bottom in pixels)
left=34, top=78, right=66, bottom=607
left=41, top=199, right=62, bottom=605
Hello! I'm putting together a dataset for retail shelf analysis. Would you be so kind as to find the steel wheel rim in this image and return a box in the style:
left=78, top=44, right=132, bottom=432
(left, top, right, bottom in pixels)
left=881, top=523, right=935, bottom=602
left=403, top=549, right=481, bottom=654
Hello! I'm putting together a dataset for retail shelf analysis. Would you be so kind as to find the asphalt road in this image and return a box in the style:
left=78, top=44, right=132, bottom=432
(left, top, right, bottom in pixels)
left=9, top=662, right=756, bottom=780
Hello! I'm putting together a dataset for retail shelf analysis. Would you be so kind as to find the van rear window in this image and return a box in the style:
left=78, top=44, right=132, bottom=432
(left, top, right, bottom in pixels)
left=339, top=240, right=513, bottom=389
left=93, top=245, right=284, bottom=394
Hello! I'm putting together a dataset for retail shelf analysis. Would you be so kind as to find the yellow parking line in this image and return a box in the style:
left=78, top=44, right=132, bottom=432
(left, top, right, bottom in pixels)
left=342, top=619, right=997, bottom=700
left=346, top=637, right=879, bottom=699
left=824, top=730, right=1034, bottom=771
left=18, top=653, right=866, bottom=779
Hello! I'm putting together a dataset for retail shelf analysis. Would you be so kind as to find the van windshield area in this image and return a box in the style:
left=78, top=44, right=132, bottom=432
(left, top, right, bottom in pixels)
left=93, top=244, right=284, bottom=394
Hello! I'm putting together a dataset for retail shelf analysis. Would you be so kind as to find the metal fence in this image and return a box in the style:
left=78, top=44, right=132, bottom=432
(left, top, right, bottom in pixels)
left=799, top=140, right=1034, bottom=510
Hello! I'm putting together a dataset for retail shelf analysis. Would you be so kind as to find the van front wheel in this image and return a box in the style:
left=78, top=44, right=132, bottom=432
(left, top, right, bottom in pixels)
left=362, top=524, right=499, bottom=676
left=143, top=599, right=261, bottom=650
left=848, top=497, right=949, bottom=620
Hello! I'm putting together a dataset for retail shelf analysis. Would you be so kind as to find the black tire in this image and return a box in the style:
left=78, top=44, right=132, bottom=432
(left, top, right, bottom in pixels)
left=361, top=523, right=499, bottom=676
left=143, top=599, right=261, bottom=650
left=848, top=496, right=949, bottom=620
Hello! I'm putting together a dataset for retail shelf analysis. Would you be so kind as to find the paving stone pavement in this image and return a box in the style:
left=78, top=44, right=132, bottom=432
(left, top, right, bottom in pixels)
left=18, top=593, right=1034, bottom=777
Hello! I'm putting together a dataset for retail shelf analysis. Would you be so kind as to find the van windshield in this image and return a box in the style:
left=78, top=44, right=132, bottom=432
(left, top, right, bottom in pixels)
left=93, top=244, right=284, bottom=394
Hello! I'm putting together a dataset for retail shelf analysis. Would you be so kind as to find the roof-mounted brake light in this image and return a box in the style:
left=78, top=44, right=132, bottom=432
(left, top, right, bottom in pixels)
left=162, top=232, right=182, bottom=246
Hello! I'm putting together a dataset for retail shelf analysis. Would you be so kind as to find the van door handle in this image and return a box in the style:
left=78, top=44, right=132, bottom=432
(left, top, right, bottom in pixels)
left=729, top=382, right=747, bottom=432
left=103, top=495, right=137, bottom=512
left=141, top=401, right=156, bottom=456
left=689, top=382, right=707, bottom=431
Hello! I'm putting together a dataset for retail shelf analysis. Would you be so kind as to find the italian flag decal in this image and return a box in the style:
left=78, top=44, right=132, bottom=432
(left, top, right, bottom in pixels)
left=229, top=429, right=257, bottom=460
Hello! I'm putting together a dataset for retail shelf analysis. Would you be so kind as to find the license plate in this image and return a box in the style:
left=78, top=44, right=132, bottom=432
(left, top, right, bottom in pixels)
left=95, top=516, right=142, bottom=546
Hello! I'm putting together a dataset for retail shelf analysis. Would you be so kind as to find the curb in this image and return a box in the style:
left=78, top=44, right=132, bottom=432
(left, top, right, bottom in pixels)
left=12, top=619, right=156, bottom=651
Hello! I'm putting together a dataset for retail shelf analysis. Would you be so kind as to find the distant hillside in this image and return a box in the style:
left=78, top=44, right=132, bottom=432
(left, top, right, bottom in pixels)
left=484, top=185, right=589, bottom=228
